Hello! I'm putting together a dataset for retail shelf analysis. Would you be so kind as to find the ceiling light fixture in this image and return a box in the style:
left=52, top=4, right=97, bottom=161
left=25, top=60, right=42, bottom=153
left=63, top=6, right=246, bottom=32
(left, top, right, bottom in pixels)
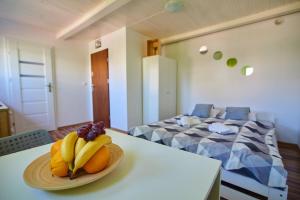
left=165, top=0, right=184, bottom=13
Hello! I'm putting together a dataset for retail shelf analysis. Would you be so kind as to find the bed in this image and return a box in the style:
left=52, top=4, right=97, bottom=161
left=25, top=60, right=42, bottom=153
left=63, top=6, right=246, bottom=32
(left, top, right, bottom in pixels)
left=129, top=114, right=288, bottom=200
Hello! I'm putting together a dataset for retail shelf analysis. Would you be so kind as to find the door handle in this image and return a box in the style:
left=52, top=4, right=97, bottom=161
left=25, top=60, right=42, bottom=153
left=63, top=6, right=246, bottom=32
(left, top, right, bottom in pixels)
left=47, top=82, right=52, bottom=93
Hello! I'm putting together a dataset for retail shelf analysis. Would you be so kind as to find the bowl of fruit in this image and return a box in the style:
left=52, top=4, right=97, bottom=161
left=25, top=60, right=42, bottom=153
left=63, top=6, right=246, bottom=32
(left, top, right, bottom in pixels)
left=23, top=122, right=124, bottom=190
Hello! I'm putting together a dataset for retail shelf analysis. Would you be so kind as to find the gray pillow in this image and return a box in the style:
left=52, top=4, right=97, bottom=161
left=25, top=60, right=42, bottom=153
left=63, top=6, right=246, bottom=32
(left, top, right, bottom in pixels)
left=191, top=104, right=213, bottom=118
left=225, top=107, right=250, bottom=120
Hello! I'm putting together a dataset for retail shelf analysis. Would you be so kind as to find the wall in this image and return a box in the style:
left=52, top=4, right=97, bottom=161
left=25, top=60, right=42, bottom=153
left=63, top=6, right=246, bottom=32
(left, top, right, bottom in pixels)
left=89, top=27, right=128, bottom=131
left=126, top=28, right=149, bottom=129
left=89, top=27, right=149, bottom=131
left=162, top=12, right=300, bottom=145
left=0, top=34, right=92, bottom=130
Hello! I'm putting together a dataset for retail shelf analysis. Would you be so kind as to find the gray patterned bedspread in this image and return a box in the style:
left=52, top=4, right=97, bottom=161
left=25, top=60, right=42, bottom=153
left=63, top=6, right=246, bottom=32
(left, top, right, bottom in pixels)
left=129, top=115, right=287, bottom=188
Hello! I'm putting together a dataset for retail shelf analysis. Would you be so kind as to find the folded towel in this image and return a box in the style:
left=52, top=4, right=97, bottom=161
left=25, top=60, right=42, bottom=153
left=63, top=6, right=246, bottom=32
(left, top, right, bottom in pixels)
left=177, top=116, right=201, bottom=128
left=208, top=122, right=239, bottom=134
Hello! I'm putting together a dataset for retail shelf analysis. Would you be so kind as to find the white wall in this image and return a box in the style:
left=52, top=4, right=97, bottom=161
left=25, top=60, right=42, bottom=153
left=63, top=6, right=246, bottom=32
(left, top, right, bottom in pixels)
left=89, top=27, right=149, bottom=131
left=89, top=27, right=128, bottom=131
left=126, top=28, right=149, bottom=129
left=162, top=13, right=300, bottom=145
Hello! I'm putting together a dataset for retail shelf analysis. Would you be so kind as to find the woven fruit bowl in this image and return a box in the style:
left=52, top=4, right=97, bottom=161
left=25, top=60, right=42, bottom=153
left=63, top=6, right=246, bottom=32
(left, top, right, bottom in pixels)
left=23, top=122, right=124, bottom=190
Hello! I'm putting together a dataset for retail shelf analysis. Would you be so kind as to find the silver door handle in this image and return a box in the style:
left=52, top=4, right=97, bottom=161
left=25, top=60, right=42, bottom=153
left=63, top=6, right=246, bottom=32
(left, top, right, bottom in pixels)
left=47, top=82, right=52, bottom=93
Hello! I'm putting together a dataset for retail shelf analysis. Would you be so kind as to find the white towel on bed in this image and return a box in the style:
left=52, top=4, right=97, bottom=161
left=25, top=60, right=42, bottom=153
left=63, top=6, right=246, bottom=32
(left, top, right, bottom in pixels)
left=177, top=116, right=201, bottom=128
left=208, top=122, right=239, bottom=134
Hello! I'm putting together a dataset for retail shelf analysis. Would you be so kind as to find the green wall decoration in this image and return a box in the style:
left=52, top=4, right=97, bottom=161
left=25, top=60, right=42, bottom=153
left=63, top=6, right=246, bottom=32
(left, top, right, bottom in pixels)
left=240, top=66, right=254, bottom=76
left=210, top=49, right=253, bottom=76
left=213, top=51, right=223, bottom=60
left=227, top=58, right=237, bottom=68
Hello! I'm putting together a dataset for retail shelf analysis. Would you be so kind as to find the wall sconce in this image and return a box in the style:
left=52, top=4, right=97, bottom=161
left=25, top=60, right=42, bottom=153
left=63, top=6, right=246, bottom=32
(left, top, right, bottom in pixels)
left=241, top=66, right=254, bottom=76
left=199, top=46, right=208, bottom=54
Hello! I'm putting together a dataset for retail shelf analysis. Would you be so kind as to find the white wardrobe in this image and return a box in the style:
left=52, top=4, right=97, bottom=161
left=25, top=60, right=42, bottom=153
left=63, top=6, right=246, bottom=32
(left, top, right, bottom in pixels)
left=143, top=55, right=177, bottom=124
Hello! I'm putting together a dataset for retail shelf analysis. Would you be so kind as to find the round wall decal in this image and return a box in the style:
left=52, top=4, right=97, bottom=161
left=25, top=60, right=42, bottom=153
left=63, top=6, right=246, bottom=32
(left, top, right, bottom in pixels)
left=227, top=58, right=237, bottom=68
left=213, top=51, right=223, bottom=60
left=241, top=66, right=254, bottom=76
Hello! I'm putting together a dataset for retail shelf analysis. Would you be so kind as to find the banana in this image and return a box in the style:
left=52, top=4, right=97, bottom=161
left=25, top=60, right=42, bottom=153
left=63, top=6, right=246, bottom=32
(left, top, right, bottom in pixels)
left=72, top=135, right=112, bottom=174
left=61, top=131, right=78, bottom=168
left=75, top=138, right=87, bottom=157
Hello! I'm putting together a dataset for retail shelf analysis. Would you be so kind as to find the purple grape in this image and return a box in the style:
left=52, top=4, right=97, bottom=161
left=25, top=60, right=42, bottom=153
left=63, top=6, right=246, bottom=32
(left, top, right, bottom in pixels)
left=92, top=128, right=99, bottom=135
left=92, top=121, right=105, bottom=135
left=77, top=127, right=89, bottom=138
left=85, top=131, right=97, bottom=141
left=92, top=127, right=105, bottom=136
left=82, top=123, right=92, bottom=130
left=77, top=123, right=93, bottom=138
left=93, top=121, right=105, bottom=129
left=91, top=127, right=100, bottom=132
left=86, top=123, right=93, bottom=129
left=92, top=125, right=100, bottom=131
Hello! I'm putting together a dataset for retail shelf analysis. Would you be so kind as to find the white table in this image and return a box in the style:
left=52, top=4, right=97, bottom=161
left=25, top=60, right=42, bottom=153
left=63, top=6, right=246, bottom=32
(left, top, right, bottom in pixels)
left=0, top=129, right=221, bottom=200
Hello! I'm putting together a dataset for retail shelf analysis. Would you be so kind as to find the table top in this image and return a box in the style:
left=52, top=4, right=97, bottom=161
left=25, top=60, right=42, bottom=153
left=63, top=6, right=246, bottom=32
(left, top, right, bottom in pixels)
left=0, top=129, right=221, bottom=200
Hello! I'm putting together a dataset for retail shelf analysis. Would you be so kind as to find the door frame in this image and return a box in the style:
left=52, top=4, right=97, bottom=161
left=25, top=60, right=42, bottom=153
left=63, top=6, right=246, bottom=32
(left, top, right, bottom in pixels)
left=5, top=38, right=57, bottom=133
left=90, top=48, right=110, bottom=127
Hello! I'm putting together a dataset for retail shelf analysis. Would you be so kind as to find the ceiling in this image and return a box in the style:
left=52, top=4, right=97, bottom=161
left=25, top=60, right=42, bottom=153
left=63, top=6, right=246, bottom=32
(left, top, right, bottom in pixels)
left=0, top=0, right=299, bottom=42
left=0, top=0, right=104, bottom=33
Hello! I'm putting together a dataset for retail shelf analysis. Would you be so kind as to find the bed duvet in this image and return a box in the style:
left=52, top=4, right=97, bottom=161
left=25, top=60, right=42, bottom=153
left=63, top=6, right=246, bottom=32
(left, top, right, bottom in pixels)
left=129, top=115, right=287, bottom=188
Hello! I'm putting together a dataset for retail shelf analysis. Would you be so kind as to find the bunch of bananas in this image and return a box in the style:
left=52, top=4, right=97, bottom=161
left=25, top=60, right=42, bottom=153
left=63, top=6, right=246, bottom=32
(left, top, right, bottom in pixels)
left=61, top=132, right=112, bottom=176
left=51, top=122, right=112, bottom=178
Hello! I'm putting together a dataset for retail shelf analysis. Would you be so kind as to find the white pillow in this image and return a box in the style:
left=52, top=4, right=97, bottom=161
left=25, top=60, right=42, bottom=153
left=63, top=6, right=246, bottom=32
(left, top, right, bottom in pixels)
left=248, top=112, right=257, bottom=121
left=210, top=108, right=221, bottom=118
left=219, top=112, right=226, bottom=119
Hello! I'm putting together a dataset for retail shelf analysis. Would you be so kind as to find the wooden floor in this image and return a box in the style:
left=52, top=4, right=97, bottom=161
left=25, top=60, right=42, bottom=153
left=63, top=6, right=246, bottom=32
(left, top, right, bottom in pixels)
left=49, top=122, right=89, bottom=141
left=50, top=125, right=300, bottom=200
left=278, top=142, right=300, bottom=200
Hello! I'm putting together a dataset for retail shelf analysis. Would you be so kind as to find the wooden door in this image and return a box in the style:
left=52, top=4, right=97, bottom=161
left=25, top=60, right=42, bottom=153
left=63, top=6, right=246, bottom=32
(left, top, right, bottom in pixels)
left=91, top=49, right=110, bottom=128
left=8, top=39, right=56, bottom=133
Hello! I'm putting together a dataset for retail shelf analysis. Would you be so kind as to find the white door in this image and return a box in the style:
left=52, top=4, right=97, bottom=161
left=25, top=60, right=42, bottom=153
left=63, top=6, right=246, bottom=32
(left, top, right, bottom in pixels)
left=7, top=39, right=56, bottom=133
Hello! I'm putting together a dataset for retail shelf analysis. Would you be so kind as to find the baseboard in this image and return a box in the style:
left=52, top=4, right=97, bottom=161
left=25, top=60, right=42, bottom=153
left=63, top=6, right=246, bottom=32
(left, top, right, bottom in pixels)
left=109, top=127, right=128, bottom=134
left=57, top=121, right=91, bottom=130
